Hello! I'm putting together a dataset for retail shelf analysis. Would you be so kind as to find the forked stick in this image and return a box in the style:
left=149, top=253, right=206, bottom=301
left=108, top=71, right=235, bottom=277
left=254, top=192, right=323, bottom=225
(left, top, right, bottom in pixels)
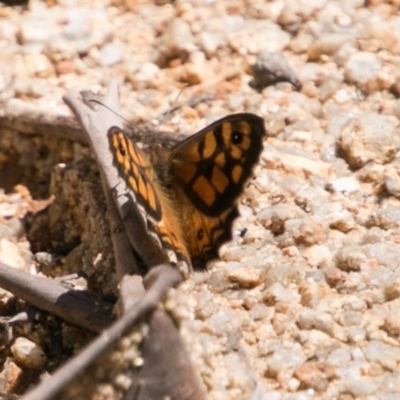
left=21, top=265, right=197, bottom=400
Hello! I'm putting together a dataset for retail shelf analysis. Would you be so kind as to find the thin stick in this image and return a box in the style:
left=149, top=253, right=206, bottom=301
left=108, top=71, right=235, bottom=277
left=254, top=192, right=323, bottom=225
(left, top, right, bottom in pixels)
left=0, top=262, right=113, bottom=332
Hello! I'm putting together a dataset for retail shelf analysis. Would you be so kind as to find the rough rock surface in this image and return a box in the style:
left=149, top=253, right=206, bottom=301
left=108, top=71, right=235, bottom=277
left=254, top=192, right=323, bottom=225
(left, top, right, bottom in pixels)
left=1, top=0, right=400, bottom=399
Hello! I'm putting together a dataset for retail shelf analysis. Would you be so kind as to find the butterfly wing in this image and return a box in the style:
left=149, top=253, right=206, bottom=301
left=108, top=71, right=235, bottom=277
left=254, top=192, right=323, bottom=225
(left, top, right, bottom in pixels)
left=108, top=127, right=190, bottom=268
left=178, top=196, right=239, bottom=269
left=168, top=113, right=266, bottom=268
left=169, top=113, right=266, bottom=217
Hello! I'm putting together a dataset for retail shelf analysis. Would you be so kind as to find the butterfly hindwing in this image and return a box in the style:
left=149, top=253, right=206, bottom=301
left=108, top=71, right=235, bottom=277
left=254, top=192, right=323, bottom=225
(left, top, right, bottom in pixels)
left=182, top=200, right=239, bottom=269
left=168, top=113, right=266, bottom=268
left=169, top=113, right=266, bottom=217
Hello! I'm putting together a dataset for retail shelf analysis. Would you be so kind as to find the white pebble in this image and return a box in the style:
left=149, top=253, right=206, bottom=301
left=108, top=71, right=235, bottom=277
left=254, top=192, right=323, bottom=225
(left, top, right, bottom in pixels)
left=11, top=338, right=47, bottom=370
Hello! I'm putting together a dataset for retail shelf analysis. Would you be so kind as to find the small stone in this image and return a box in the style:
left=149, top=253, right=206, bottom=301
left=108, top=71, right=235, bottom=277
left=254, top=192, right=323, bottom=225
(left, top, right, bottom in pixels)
left=384, top=166, right=400, bottom=197
left=328, top=210, right=356, bottom=233
left=308, top=33, right=350, bottom=61
left=265, top=346, right=303, bottom=379
left=257, top=205, right=299, bottom=234
left=0, top=239, right=26, bottom=269
left=34, top=252, right=59, bottom=267
left=0, top=360, right=23, bottom=395
left=55, top=60, right=76, bottom=75
left=154, top=18, right=196, bottom=65
left=0, top=19, right=18, bottom=41
left=384, top=279, right=400, bottom=301
left=298, top=329, right=336, bottom=352
left=364, top=242, right=400, bottom=270
left=346, top=327, right=366, bottom=343
left=62, top=8, right=90, bottom=39
left=319, top=73, right=344, bottom=102
left=335, top=246, right=367, bottom=272
left=44, top=36, right=77, bottom=63
left=383, top=310, right=400, bottom=338
left=340, top=114, right=400, bottom=169
left=287, top=378, right=301, bottom=393
left=98, top=42, right=124, bottom=67
left=361, top=227, right=384, bottom=245
left=195, top=293, right=217, bottom=320
left=295, top=186, right=330, bottom=214
left=327, top=348, right=351, bottom=367
left=345, top=51, right=382, bottom=92
left=364, top=340, right=400, bottom=371
left=314, top=314, right=337, bottom=337
left=207, top=308, right=241, bottom=336
left=278, top=1, right=325, bottom=27
left=326, top=176, right=360, bottom=194
left=11, top=337, right=47, bottom=370
left=220, top=245, right=249, bottom=262
left=345, top=378, right=379, bottom=397
left=368, top=205, right=400, bottom=229
left=263, top=151, right=333, bottom=180
left=5, top=218, right=23, bottom=239
left=275, top=314, right=298, bottom=338
left=0, top=225, right=13, bottom=240
left=18, top=16, right=56, bottom=44
left=299, top=280, right=320, bottom=308
left=225, top=262, right=262, bottom=288
left=263, top=262, right=299, bottom=289
left=178, top=62, right=204, bottom=85
left=224, top=352, right=255, bottom=393
left=297, top=309, right=318, bottom=330
left=290, top=31, right=314, bottom=54
left=249, top=303, right=274, bottom=321
left=358, top=162, right=385, bottom=183
left=25, top=54, right=54, bottom=78
left=290, top=216, right=326, bottom=247
left=113, top=374, right=132, bottom=391
left=198, top=31, right=225, bottom=58
left=326, top=110, right=356, bottom=139
left=293, top=361, right=335, bottom=392
left=250, top=49, right=300, bottom=90
left=237, top=204, right=253, bottom=219
left=0, top=203, right=17, bottom=218
left=127, top=62, right=160, bottom=90
left=228, top=19, right=290, bottom=55
left=303, top=245, right=331, bottom=268
left=263, top=282, right=297, bottom=305
left=207, top=269, right=231, bottom=293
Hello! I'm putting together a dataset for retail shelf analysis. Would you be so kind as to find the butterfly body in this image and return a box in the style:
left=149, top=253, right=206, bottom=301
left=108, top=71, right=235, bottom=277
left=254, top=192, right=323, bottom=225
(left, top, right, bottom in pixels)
left=108, top=113, right=266, bottom=270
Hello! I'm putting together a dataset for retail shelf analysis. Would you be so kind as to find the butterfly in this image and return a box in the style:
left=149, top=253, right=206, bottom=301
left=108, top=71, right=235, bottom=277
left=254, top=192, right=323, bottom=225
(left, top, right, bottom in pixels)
left=108, top=113, right=266, bottom=270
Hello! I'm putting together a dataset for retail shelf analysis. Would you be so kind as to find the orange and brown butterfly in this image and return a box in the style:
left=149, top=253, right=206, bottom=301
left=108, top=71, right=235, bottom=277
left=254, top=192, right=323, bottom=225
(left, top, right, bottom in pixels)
left=107, top=113, right=266, bottom=270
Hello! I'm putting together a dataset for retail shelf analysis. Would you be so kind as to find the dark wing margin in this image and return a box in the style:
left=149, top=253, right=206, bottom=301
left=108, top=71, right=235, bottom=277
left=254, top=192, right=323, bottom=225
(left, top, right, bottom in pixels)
left=191, top=208, right=239, bottom=269
left=170, top=113, right=266, bottom=217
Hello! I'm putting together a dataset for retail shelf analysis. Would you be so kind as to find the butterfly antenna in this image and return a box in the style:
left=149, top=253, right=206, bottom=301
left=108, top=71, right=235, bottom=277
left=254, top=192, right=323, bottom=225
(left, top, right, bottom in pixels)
left=88, top=99, right=133, bottom=127
left=156, top=85, right=188, bottom=131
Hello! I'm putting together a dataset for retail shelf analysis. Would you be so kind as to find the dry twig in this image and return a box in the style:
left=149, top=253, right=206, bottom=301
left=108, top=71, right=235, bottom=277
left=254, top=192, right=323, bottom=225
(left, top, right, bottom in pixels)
left=21, top=265, right=192, bottom=400
left=0, top=261, right=113, bottom=332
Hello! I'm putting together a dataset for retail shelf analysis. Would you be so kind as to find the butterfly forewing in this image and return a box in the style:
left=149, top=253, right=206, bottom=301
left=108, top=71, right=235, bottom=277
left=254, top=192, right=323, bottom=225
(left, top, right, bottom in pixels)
left=170, top=113, right=266, bottom=217
left=107, top=127, right=190, bottom=267
left=108, top=127, right=163, bottom=222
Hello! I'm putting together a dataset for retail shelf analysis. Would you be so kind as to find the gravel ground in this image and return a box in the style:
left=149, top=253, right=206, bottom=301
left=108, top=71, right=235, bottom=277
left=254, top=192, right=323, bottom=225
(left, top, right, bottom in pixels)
left=2, top=0, right=400, bottom=399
